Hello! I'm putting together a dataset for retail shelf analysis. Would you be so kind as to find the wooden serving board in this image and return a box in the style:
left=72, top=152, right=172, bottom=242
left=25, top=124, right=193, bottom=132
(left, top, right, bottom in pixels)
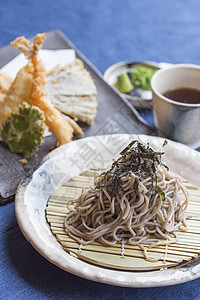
left=46, top=169, right=200, bottom=271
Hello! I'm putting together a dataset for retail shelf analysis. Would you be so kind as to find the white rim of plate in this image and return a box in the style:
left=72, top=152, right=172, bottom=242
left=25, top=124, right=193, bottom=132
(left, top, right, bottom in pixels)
left=15, top=134, right=200, bottom=287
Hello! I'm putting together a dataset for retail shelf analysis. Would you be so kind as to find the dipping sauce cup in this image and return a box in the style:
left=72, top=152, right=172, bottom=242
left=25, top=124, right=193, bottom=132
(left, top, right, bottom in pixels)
left=151, top=64, right=200, bottom=147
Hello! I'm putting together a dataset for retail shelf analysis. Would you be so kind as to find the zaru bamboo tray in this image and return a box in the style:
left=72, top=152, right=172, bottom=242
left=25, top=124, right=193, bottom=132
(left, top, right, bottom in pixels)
left=46, top=169, right=200, bottom=271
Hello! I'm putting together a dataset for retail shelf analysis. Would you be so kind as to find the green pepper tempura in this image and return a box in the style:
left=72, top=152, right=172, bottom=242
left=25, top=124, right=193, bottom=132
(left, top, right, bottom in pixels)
left=1, top=103, right=45, bottom=158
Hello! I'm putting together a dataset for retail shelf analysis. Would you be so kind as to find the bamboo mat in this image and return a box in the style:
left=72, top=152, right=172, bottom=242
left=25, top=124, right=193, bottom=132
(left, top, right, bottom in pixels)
left=46, top=169, right=200, bottom=271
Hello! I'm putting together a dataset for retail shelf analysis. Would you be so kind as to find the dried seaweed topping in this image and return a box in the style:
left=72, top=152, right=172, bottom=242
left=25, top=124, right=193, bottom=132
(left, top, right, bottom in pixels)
left=96, top=139, right=168, bottom=198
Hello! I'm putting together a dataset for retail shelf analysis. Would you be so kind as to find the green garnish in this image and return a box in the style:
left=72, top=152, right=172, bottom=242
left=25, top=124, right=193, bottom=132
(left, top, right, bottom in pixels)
left=155, top=174, right=165, bottom=200
left=1, top=103, right=45, bottom=158
left=96, top=140, right=168, bottom=200
left=114, top=73, right=134, bottom=93
left=163, top=139, right=168, bottom=147
left=157, top=187, right=166, bottom=200
left=130, top=66, right=156, bottom=90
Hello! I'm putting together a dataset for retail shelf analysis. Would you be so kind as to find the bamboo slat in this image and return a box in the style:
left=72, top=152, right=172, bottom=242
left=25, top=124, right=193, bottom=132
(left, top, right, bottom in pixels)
left=46, top=169, right=200, bottom=271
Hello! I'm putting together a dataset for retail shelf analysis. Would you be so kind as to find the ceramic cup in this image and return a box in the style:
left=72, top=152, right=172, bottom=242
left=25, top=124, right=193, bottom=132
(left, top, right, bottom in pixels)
left=151, top=64, right=200, bottom=147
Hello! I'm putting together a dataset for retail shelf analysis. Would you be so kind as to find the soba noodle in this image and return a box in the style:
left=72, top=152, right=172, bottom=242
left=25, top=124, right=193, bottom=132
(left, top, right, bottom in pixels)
left=64, top=140, right=189, bottom=261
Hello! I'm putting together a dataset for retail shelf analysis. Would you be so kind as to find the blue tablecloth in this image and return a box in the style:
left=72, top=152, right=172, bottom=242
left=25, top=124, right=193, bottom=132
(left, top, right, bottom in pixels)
left=1, top=0, right=200, bottom=299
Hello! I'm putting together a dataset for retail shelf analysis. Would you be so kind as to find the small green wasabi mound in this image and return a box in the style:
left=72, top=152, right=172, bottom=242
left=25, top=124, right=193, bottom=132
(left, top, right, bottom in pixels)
left=114, top=73, right=134, bottom=93
left=1, top=103, right=45, bottom=158
left=131, top=66, right=156, bottom=90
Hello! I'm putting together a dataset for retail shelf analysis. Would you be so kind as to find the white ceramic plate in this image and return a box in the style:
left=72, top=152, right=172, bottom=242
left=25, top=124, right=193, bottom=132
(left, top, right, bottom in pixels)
left=104, top=61, right=173, bottom=109
left=15, top=134, right=200, bottom=287
left=104, top=61, right=160, bottom=109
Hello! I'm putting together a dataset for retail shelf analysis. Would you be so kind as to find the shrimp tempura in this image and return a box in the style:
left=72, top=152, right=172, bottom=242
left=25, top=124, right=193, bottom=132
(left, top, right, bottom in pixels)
left=11, top=33, right=79, bottom=145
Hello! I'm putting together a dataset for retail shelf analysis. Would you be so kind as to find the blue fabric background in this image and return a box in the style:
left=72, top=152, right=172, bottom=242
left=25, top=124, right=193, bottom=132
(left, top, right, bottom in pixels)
left=1, top=0, right=200, bottom=299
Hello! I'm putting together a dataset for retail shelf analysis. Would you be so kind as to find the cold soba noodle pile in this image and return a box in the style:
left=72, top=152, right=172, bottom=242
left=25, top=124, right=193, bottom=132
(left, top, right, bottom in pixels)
left=64, top=140, right=189, bottom=261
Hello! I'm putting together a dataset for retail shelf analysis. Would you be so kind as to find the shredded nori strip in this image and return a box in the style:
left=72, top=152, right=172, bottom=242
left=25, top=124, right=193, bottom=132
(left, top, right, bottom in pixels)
left=95, top=140, right=168, bottom=199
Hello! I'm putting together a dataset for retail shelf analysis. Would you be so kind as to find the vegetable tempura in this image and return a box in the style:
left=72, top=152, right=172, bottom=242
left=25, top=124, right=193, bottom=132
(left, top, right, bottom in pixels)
left=0, top=33, right=83, bottom=155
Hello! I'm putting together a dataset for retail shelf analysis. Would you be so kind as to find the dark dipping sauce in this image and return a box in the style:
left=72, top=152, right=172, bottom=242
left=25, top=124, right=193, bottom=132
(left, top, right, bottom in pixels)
left=163, top=88, right=200, bottom=104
